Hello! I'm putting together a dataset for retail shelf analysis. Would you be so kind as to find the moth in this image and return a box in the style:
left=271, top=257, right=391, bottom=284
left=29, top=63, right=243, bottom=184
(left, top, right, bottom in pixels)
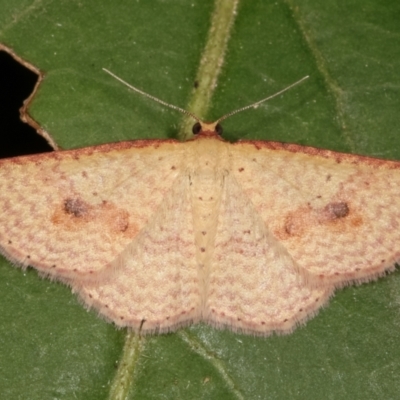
left=0, top=68, right=399, bottom=335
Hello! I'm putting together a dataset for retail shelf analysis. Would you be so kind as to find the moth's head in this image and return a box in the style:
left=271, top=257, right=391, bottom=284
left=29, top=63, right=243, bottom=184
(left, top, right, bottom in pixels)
left=191, top=121, right=223, bottom=138
left=102, top=68, right=309, bottom=141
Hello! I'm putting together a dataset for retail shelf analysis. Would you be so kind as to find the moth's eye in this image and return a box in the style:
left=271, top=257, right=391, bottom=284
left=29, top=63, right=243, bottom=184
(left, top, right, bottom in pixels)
left=215, top=123, right=223, bottom=136
left=192, top=122, right=202, bottom=135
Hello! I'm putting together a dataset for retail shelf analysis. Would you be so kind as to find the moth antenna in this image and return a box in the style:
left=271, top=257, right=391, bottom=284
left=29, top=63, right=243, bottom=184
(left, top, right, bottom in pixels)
left=215, top=75, right=309, bottom=124
left=103, top=68, right=201, bottom=123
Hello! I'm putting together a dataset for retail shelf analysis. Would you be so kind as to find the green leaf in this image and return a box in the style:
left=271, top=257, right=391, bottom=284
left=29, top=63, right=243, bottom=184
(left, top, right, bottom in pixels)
left=1, top=0, right=400, bottom=399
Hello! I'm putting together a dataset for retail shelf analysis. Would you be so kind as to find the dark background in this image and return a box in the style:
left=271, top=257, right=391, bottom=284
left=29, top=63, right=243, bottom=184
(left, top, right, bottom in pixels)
left=0, top=50, right=52, bottom=158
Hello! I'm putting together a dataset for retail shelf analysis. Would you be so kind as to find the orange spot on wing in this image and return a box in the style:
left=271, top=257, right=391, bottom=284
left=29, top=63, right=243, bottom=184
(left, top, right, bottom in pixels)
left=274, top=201, right=363, bottom=240
left=51, top=196, right=138, bottom=237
